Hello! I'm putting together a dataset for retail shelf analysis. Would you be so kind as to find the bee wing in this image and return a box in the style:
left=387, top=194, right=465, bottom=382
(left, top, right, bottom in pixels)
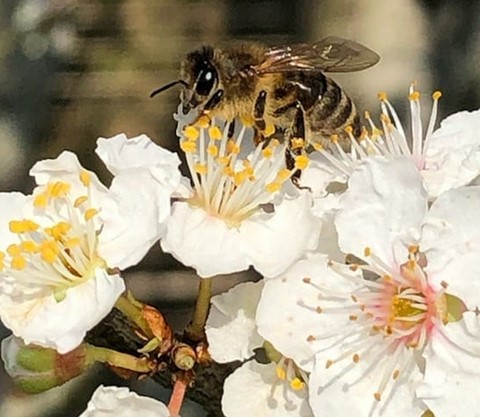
left=253, top=36, right=380, bottom=75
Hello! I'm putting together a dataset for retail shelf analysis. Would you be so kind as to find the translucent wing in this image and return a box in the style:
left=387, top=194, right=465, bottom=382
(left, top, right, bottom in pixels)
left=252, top=36, right=380, bottom=75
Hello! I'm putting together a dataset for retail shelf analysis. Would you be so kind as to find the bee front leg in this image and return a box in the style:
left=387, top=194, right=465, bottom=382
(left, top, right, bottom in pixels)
left=190, top=89, right=224, bottom=128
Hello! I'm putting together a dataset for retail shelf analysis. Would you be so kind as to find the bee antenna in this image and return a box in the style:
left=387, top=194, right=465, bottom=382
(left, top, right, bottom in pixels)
left=149, top=80, right=187, bottom=98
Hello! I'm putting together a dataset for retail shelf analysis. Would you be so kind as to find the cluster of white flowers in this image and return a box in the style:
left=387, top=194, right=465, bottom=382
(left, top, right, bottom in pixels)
left=1, top=84, right=480, bottom=417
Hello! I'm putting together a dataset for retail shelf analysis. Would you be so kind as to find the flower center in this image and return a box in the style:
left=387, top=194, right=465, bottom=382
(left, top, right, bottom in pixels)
left=0, top=171, right=105, bottom=301
left=179, top=119, right=308, bottom=227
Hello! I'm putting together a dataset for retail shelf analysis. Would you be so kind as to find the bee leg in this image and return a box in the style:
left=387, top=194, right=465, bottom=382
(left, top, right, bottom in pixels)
left=227, top=119, right=236, bottom=139
left=288, top=103, right=310, bottom=190
left=253, top=90, right=275, bottom=146
left=191, top=89, right=224, bottom=128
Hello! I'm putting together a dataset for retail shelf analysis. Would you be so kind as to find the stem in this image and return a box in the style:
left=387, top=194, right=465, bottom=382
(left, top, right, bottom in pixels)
left=115, top=293, right=153, bottom=338
left=168, top=378, right=188, bottom=417
left=85, top=344, right=151, bottom=373
left=189, top=277, right=213, bottom=340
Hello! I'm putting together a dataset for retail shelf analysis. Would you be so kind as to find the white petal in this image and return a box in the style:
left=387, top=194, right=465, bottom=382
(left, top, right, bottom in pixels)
left=299, top=157, right=344, bottom=199
left=309, top=355, right=426, bottom=417
left=424, top=109, right=480, bottom=198
left=30, top=151, right=109, bottom=199
left=80, top=385, right=170, bottom=417
left=416, top=313, right=480, bottom=417
left=0, top=269, right=125, bottom=354
left=206, top=281, right=264, bottom=363
left=95, top=134, right=181, bottom=189
left=241, top=192, right=321, bottom=278
left=421, top=186, right=480, bottom=307
left=0, top=192, right=28, bottom=248
left=161, top=203, right=250, bottom=278
left=256, top=253, right=362, bottom=372
left=98, top=170, right=172, bottom=269
left=335, top=157, right=427, bottom=266
left=222, top=361, right=313, bottom=417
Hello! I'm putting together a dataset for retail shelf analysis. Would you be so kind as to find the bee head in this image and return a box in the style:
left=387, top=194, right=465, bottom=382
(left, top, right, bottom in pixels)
left=179, top=46, right=218, bottom=113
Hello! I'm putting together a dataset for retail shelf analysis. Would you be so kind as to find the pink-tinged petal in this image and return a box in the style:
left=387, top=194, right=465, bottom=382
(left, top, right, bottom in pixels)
left=309, top=354, right=426, bottom=417
left=80, top=385, right=170, bottom=417
left=256, top=254, right=362, bottom=372
left=335, top=157, right=427, bottom=267
left=206, top=281, right=264, bottom=363
left=417, top=313, right=480, bottom=417
left=421, top=186, right=480, bottom=307
left=161, top=203, right=250, bottom=278
left=241, top=192, right=321, bottom=278
left=222, top=361, right=313, bottom=417
left=0, top=270, right=125, bottom=354
left=424, top=109, right=480, bottom=198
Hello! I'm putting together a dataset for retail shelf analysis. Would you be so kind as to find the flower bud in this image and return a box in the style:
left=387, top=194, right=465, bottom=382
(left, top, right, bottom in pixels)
left=1, top=336, right=90, bottom=393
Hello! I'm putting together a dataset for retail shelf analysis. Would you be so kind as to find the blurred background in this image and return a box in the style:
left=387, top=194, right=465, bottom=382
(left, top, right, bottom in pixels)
left=1, top=0, right=480, bottom=416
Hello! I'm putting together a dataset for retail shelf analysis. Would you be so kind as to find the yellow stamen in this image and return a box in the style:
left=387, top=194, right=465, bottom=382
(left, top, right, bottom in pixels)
left=432, top=91, right=442, bottom=100
left=409, top=91, right=420, bottom=101
left=266, top=182, right=282, bottom=193
left=262, top=147, right=273, bottom=158
left=34, top=192, right=48, bottom=208
left=180, top=140, right=197, bottom=153
left=195, top=115, right=211, bottom=129
left=194, top=163, right=208, bottom=175
left=79, top=170, right=91, bottom=187
left=344, top=126, right=353, bottom=135
left=207, top=145, right=219, bottom=157
left=183, top=126, right=200, bottom=141
left=240, top=114, right=255, bottom=127
left=364, top=247, right=371, bottom=257
left=234, top=170, right=247, bottom=186
left=11, top=255, right=27, bottom=270
left=9, top=220, right=27, bottom=234
left=7, top=244, right=21, bottom=257
left=276, top=168, right=291, bottom=183
left=21, top=241, right=37, bottom=253
left=330, top=134, right=339, bottom=143
left=216, top=156, right=230, bottom=166
left=264, top=123, right=276, bottom=137
left=275, top=367, right=286, bottom=380
left=290, top=138, right=305, bottom=150
left=290, top=378, right=305, bottom=391
left=294, top=155, right=309, bottom=170
left=208, top=126, right=222, bottom=140
left=74, top=196, right=88, bottom=207
left=84, top=208, right=98, bottom=221
left=377, top=92, right=387, bottom=101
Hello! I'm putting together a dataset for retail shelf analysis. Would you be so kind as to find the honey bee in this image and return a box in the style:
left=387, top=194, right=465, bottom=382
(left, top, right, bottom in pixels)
left=151, top=37, right=379, bottom=170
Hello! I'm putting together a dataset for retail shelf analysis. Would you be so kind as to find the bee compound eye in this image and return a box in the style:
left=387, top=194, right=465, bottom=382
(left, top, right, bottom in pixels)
left=196, top=68, right=217, bottom=96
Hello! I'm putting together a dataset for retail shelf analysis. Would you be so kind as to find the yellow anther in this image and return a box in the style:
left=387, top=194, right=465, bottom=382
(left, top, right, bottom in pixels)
left=25, top=220, right=39, bottom=232
left=364, top=247, right=371, bottom=257
left=330, top=134, right=339, bottom=143
left=377, top=92, right=387, bottom=101
left=325, top=359, right=334, bottom=369
left=180, top=140, right=197, bottom=154
left=312, top=143, right=324, bottom=152
left=294, top=155, right=310, bottom=170
left=262, top=147, right=273, bottom=158
left=290, top=378, right=305, bottom=391
left=266, top=182, right=282, bottom=193
left=195, top=115, right=211, bottom=129
left=240, top=114, right=255, bottom=127
left=9, top=220, right=27, bottom=234
left=74, top=196, right=88, bottom=208
left=364, top=110, right=371, bottom=119
left=408, top=245, right=419, bottom=254
left=11, top=255, right=27, bottom=270
left=0, top=252, right=5, bottom=260
left=392, top=369, right=400, bottom=380
left=360, top=126, right=368, bottom=140
left=223, top=166, right=234, bottom=176
left=234, top=170, right=247, bottom=186
left=183, top=126, right=200, bottom=142
left=372, top=127, right=383, bottom=137
left=21, top=241, right=37, bottom=253
left=194, top=163, right=208, bottom=175
left=275, top=367, right=286, bottom=381
left=353, top=354, right=360, bottom=363
left=409, top=91, right=420, bottom=101
left=432, top=91, right=442, bottom=100
left=344, top=125, right=353, bottom=135
left=276, top=168, right=291, bottom=182
left=208, top=126, right=222, bottom=140
left=290, top=138, right=305, bottom=150
left=380, top=113, right=391, bottom=124
left=216, top=156, right=230, bottom=166
left=40, top=244, right=58, bottom=263
left=245, top=165, right=254, bottom=177
left=7, top=244, right=22, bottom=256
left=79, top=170, right=91, bottom=187
left=34, top=192, right=48, bottom=208
left=65, top=237, right=81, bottom=248
left=374, top=392, right=381, bottom=402
left=207, top=144, right=219, bottom=157
left=49, top=222, right=71, bottom=240
left=50, top=182, right=70, bottom=198
left=264, top=123, right=276, bottom=137
left=227, top=139, right=240, bottom=155
left=84, top=208, right=99, bottom=221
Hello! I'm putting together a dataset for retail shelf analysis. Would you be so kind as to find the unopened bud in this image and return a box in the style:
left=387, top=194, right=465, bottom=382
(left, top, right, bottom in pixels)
left=1, top=336, right=90, bottom=394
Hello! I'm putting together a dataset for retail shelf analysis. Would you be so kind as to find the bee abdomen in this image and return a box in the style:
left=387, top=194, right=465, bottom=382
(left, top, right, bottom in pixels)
left=309, top=77, right=361, bottom=143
